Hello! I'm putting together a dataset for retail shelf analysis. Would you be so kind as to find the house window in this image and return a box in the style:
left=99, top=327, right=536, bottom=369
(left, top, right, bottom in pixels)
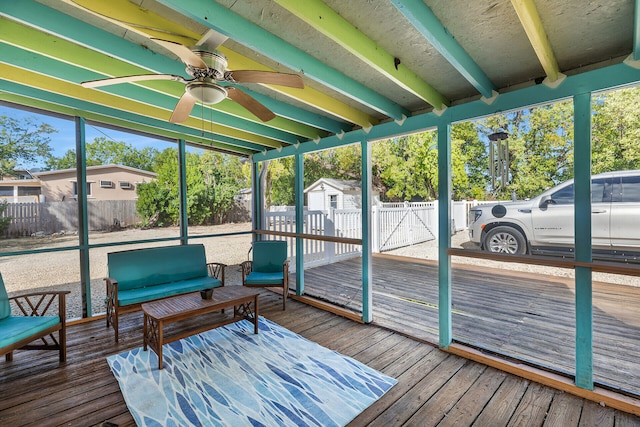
left=330, top=194, right=338, bottom=209
left=0, top=187, right=12, bottom=197
left=100, top=180, right=113, bottom=188
left=18, top=187, right=40, bottom=196
left=72, top=182, right=92, bottom=197
left=119, top=181, right=132, bottom=189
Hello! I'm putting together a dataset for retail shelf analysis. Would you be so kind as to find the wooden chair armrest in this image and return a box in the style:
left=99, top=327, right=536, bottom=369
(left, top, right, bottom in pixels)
left=240, top=260, right=253, bottom=280
left=9, top=291, right=69, bottom=317
left=105, top=277, right=118, bottom=288
left=207, top=262, right=227, bottom=286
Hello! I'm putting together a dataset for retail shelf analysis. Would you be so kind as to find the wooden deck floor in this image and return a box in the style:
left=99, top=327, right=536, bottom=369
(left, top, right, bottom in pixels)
left=1, top=287, right=639, bottom=427
left=293, top=254, right=640, bottom=397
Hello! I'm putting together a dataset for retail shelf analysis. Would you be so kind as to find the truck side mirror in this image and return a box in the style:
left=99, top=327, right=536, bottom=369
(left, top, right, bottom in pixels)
left=539, top=195, right=555, bottom=209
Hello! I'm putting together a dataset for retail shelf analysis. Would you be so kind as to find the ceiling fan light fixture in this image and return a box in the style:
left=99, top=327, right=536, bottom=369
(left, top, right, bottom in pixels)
left=186, top=81, right=228, bottom=104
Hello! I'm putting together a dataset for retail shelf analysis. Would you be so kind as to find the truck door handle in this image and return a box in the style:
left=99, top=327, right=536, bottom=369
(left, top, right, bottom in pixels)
left=591, top=209, right=607, bottom=214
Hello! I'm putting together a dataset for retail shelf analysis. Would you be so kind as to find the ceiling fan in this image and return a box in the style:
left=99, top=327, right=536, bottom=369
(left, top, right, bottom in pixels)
left=81, top=38, right=304, bottom=123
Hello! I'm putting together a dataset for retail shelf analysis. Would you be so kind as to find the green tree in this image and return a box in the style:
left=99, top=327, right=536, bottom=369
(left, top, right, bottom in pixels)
left=592, top=87, right=640, bottom=173
left=196, top=151, right=247, bottom=223
left=373, top=133, right=438, bottom=201
left=0, top=115, right=55, bottom=177
left=266, top=157, right=295, bottom=207
left=136, top=148, right=179, bottom=226
left=136, top=148, right=247, bottom=226
left=452, top=121, right=488, bottom=199
left=47, top=137, right=159, bottom=171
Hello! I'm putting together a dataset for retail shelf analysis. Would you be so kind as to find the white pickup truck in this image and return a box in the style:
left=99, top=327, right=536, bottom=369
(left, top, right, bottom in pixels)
left=467, top=170, right=640, bottom=261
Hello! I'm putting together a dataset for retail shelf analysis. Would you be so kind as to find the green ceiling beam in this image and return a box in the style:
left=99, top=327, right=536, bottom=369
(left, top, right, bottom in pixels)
left=511, top=0, right=562, bottom=83
left=389, top=0, right=496, bottom=99
left=0, top=1, right=327, bottom=139
left=0, top=83, right=258, bottom=155
left=275, top=0, right=448, bottom=110
left=157, top=0, right=410, bottom=122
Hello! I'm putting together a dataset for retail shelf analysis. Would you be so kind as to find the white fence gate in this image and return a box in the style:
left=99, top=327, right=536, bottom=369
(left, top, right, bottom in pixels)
left=265, top=201, right=476, bottom=270
left=373, top=202, right=436, bottom=252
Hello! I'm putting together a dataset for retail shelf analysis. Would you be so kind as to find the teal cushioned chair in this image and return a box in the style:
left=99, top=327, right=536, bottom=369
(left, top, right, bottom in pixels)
left=241, top=240, right=289, bottom=310
left=0, top=273, right=69, bottom=363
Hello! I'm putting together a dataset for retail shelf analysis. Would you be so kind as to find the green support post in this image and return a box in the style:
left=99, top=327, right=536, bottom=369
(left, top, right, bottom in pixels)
left=438, top=119, right=452, bottom=348
left=574, top=92, right=593, bottom=389
left=75, top=116, right=91, bottom=318
left=178, top=139, right=188, bottom=245
left=361, top=138, right=373, bottom=323
left=295, top=153, right=304, bottom=295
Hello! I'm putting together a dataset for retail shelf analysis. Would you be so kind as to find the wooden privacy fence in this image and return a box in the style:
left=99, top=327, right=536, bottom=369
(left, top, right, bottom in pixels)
left=1, top=201, right=141, bottom=238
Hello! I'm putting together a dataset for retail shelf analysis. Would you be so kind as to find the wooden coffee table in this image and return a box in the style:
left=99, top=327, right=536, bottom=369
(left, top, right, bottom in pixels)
left=142, top=286, right=260, bottom=369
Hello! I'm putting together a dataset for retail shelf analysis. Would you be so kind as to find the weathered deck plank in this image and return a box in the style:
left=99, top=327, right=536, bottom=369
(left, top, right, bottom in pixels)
left=294, top=255, right=640, bottom=395
left=0, top=287, right=638, bottom=426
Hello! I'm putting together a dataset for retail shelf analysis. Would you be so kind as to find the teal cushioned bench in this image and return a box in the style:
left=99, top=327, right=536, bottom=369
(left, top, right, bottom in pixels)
left=0, top=273, right=69, bottom=363
left=105, top=244, right=225, bottom=342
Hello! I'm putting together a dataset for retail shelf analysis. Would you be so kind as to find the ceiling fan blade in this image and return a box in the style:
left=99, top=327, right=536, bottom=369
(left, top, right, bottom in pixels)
left=169, top=92, right=197, bottom=123
left=227, top=87, right=276, bottom=122
left=227, top=70, right=304, bottom=89
left=151, top=38, right=207, bottom=69
left=82, top=74, right=186, bottom=88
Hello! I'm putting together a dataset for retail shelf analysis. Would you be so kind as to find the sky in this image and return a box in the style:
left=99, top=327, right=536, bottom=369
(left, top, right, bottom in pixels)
left=1, top=104, right=185, bottom=169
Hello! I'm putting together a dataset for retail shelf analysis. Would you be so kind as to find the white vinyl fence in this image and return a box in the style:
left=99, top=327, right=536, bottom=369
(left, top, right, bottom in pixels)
left=265, top=201, right=477, bottom=270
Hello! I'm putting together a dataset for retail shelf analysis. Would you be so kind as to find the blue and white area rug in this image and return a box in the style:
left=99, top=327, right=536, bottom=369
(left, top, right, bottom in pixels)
left=107, top=317, right=397, bottom=426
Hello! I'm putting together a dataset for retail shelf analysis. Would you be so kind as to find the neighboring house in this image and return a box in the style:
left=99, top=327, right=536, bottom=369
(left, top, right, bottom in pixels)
left=32, top=164, right=156, bottom=202
left=304, top=178, right=379, bottom=211
left=0, top=169, right=42, bottom=203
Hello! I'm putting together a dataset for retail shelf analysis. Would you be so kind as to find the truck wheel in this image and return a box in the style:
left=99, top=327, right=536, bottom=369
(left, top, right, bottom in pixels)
left=484, top=226, right=527, bottom=255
